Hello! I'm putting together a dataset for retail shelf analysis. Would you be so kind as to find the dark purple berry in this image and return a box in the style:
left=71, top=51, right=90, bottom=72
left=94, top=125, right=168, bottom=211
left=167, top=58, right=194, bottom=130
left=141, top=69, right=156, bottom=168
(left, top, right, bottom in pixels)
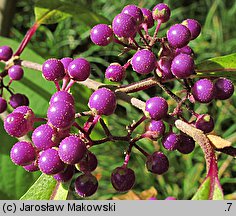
left=90, top=24, right=113, bottom=46
left=122, top=5, right=143, bottom=24
left=60, top=57, right=73, bottom=71
left=177, top=134, right=195, bottom=154
left=10, top=141, right=36, bottom=166
left=145, top=97, right=168, bottom=120
left=214, top=78, right=234, bottom=100
left=158, top=57, right=174, bottom=80
left=53, top=165, right=74, bottom=182
left=0, top=97, right=7, bottom=113
left=112, top=13, right=137, bottom=38
left=58, top=135, right=87, bottom=165
left=88, top=87, right=117, bottom=116
left=105, top=63, right=126, bottom=82
left=146, top=120, right=165, bottom=140
left=171, top=53, right=194, bottom=78
left=152, top=3, right=171, bottom=23
left=192, top=79, right=215, bottom=103
left=131, top=49, right=156, bottom=74
left=111, top=166, right=135, bottom=192
left=0, top=45, right=13, bottom=61
left=23, top=160, right=39, bottom=172
left=141, top=8, right=154, bottom=29
left=47, top=101, right=75, bottom=129
left=146, top=151, right=169, bottom=174
left=182, top=19, right=201, bottom=40
left=38, top=148, right=65, bottom=175
left=75, top=173, right=98, bottom=197
left=32, top=124, right=58, bottom=151
left=9, top=93, right=29, bottom=108
left=50, top=91, right=75, bottom=106
left=167, top=24, right=191, bottom=48
left=42, top=58, right=65, bottom=81
left=175, top=45, right=193, bottom=56
left=68, top=58, right=90, bottom=81
left=77, top=151, right=98, bottom=172
left=195, top=114, right=214, bottom=133
left=162, top=132, right=180, bottom=151
left=8, top=65, right=24, bottom=80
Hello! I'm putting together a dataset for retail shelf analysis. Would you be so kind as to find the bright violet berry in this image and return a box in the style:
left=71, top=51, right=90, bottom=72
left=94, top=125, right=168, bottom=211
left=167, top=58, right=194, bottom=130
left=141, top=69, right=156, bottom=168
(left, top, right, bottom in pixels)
left=171, top=53, right=195, bottom=78
left=0, top=97, right=7, bottom=113
left=0, top=45, right=13, bottom=61
left=60, top=57, right=73, bottom=71
left=177, top=134, right=195, bottom=154
left=182, top=19, right=201, bottom=40
left=4, top=112, right=29, bottom=137
left=162, top=132, right=180, bottom=151
left=23, top=160, right=39, bottom=172
left=88, top=87, right=117, bottom=116
left=165, top=196, right=177, bottom=200
left=105, top=63, right=126, bottom=82
left=158, top=57, right=174, bottom=80
left=58, top=135, right=87, bottom=165
left=10, top=141, right=36, bottom=166
left=75, top=173, right=98, bottom=197
left=38, top=148, right=65, bottom=175
left=167, top=24, right=191, bottom=48
left=122, top=4, right=143, bottom=24
left=112, top=13, right=137, bottom=38
left=77, top=151, right=98, bottom=172
left=8, top=65, right=24, bottom=80
left=68, top=58, right=91, bottom=81
left=90, top=24, right=113, bottom=46
left=50, top=91, right=75, bottom=106
left=42, top=58, right=65, bottom=81
left=111, top=166, right=135, bottom=192
left=192, top=79, right=215, bottom=103
left=54, top=165, right=75, bottom=182
left=145, top=97, right=168, bottom=120
left=9, top=93, right=29, bottom=108
left=47, top=101, right=75, bottom=129
left=32, top=124, right=58, bottom=151
left=175, top=45, right=193, bottom=56
left=195, top=114, right=214, bottom=133
left=131, top=49, right=156, bottom=74
left=146, top=120, right=165, bottom=140
left=152, top=3, right=171, bottom=23
left=146, top=151, right=169, bottom=174
left=214, top=78, right=234, bottom=100
left=141, top=8, right=154, bottom=29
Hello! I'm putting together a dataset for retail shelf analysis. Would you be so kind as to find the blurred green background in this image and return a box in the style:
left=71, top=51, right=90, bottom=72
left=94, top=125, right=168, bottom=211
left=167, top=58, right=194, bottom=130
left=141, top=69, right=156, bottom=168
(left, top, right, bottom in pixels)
left=0, top=0, right=236, bottom=200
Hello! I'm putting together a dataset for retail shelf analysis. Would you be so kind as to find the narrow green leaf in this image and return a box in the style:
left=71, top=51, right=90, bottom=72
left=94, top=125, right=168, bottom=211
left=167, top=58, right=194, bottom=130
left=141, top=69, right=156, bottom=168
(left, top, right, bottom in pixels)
left=192, top=177, right=210, bottom=200
left=20, top=174, right=57, bottom=200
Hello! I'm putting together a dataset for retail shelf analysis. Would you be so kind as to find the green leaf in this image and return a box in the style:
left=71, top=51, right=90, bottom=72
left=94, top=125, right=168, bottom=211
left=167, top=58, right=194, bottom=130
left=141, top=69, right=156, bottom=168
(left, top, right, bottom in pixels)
left=34, top=0, right=109, bottom=26
left=192, top=177, right=211, bottom=200
left=212, top=181, right=224, bottom=200
left=20, top=174, right=57, bottom=200
left=51, top=181, right=71, bottom=200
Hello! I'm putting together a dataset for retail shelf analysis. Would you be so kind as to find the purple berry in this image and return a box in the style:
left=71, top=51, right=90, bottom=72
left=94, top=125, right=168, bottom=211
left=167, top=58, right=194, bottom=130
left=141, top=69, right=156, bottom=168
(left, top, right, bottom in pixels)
left=50, top=91, right=75, bottom=106
left=158, top=57, right=174, bottom=80
left=0, top=97, right=7, bottom=113
left=195, top=114, right=214, bottom=133
left=0, top=45, right=13, bottom=61
left=175, top=45, right=193, bottom=56
left=105, top=63, right=126, bottom=82
left=182, top=19, right=201, bottom=40
left=162, top=132, right=180, bottom=151
left=47, top=101, right=75, bottom=129
left=8, top=65, right=24, bottom=80
left=88, top=87, right=117, bottom=116
left=111, top=166, right=135, bottom=192
left=146, top=151, right=169, bottom=174
left=9, top=93, right=29, bottom=108
left=214, top=78, right=234, bottom=100
left=75, top=173, right=98, bottom=197
left=167, top=24, right=191, bottom=48
left=177, top=134, right=195, bottom=154
left=152, top=3, right=171, bottom=23
left=68, top=58, right=90, bottom=81
left=146, top=120, right=165, bottom=140
left=165, top=196, right=177, bottom=200
left=145, top=97, right=168, bottom=120
left=112, top=13, right=137, bottom=38
left=42, top=58, right=65, bottom=81
left=131, top=49, right=156, bottom=74
left=77, top=151, right=98, bottom=172
left=171, top=53, right=195, bottom=78
left=141, top=8, right=154, bottom=29
left=4, top=112, right=29, bottom=137
left=122, top=5, right=143, bottom=24
left=38, top=148, right=65, bottom=175
left=53, top=165, right=74, bottom=182
left=32, top=124, right=58, bottom=151
left=10, top=141, right=36, bottom=166
left=192, top=79, right=215, bottom=103
left=90, top=24, right=113, bottom=46
left=60, top=57, right=73, bottom=71
left=23, top=161, right=39, bottom=172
